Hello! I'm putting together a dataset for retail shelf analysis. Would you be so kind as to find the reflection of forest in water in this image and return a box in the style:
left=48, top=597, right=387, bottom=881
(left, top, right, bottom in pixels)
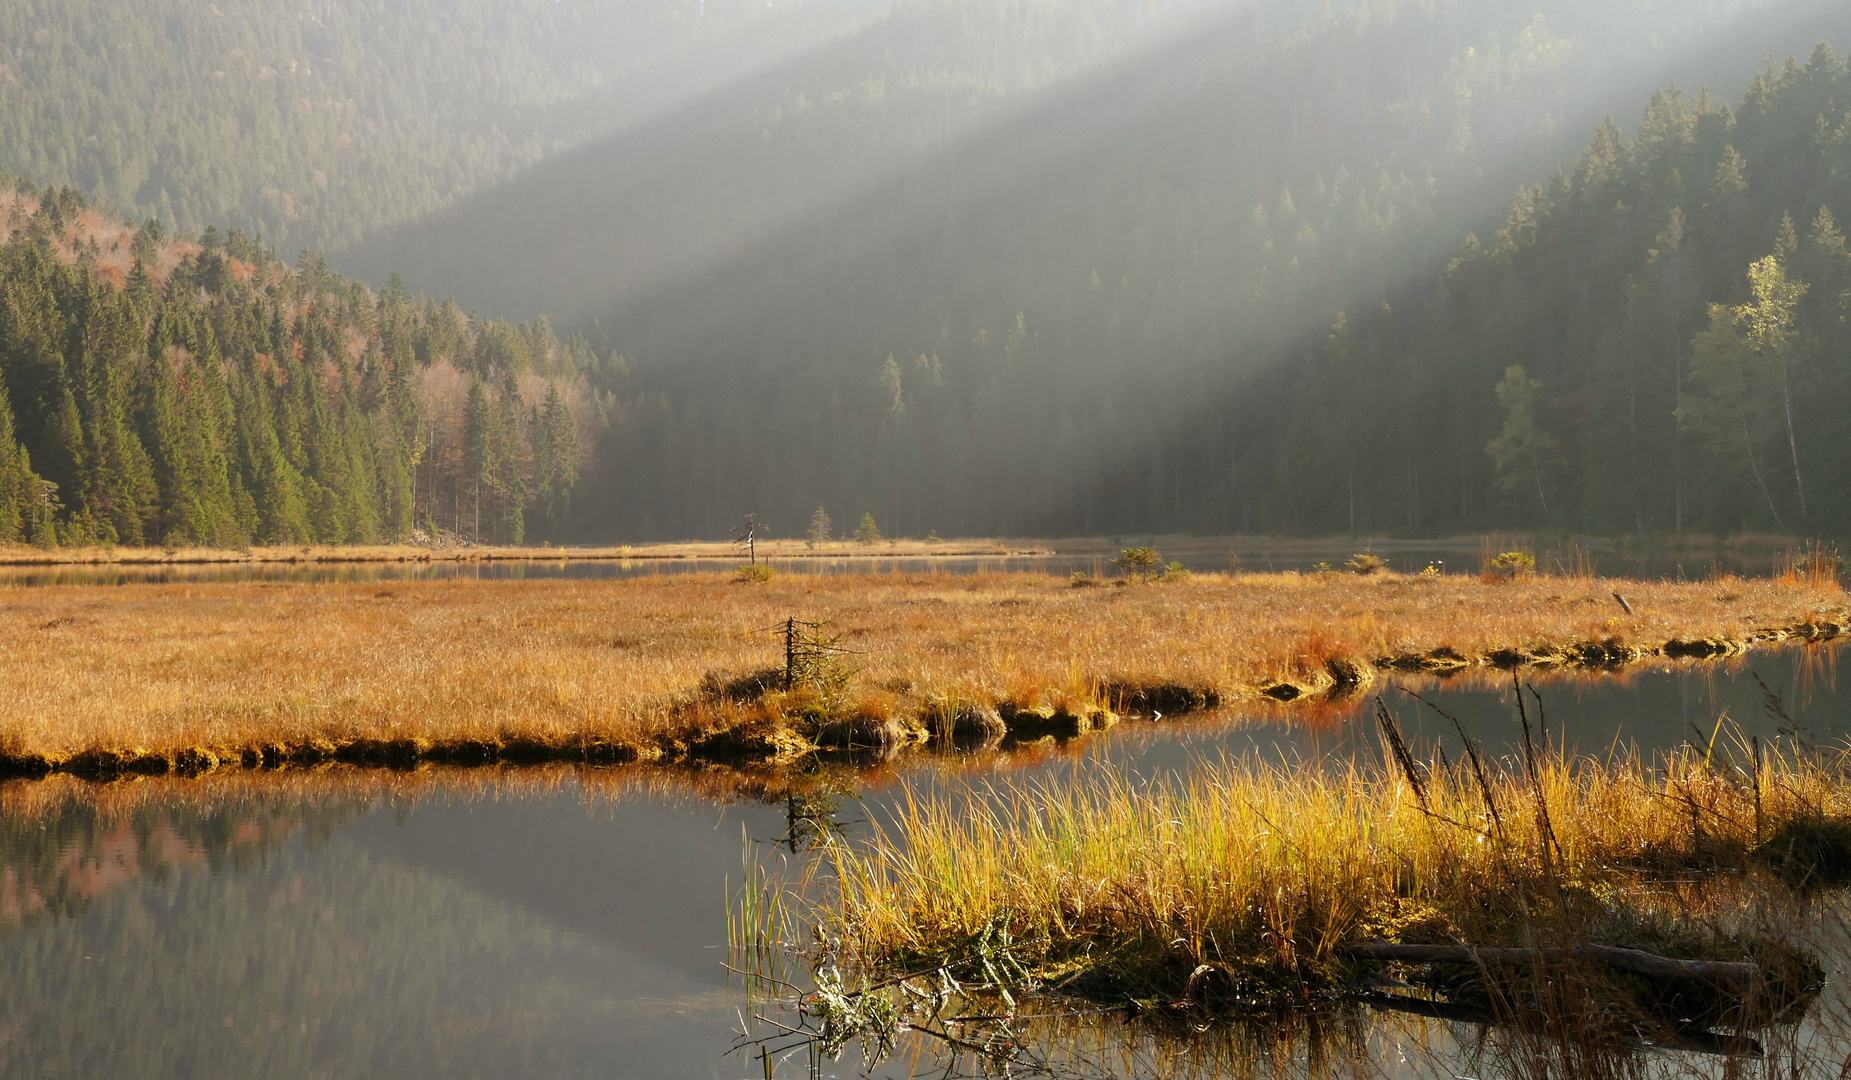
left=0, top=772, right=801, bottom=1080
left=0, top=786, right=364, bottom=931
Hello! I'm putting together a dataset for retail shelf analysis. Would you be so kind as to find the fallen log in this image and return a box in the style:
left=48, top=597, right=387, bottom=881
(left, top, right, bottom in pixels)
left=1342, top=941, right=1760, bottom=987
left=1352, top=993, right=1764, bottom=1058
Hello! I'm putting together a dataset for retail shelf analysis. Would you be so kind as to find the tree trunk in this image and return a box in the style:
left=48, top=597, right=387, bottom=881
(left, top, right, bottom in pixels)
left=1781, top=357, right=1806, bottom=520
left=1743, top=415, right=1787, bottom=531
left=1673, top=345, right=1684, bottom=533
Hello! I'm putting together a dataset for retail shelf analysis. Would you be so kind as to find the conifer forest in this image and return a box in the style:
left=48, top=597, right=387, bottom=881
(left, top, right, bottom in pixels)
left=0, top=180, right=605, bottom=546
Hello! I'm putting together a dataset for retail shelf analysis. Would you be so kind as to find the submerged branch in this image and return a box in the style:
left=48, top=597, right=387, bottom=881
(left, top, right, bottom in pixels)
left=1341, top=941, right=1760, bottom=987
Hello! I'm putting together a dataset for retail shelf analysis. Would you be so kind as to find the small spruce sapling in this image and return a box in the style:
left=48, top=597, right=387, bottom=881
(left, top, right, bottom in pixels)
left=1111, top=547, right=1162, bottom=582
left=854, top=513, right=882, bottom=545
left=807, top=507, right=833, bottom=549
left=1492, top=551, right=1536, bottom=578
left=1347, top=553, right=1387, bottom=575
left=735, top=563, right=775, bottom=584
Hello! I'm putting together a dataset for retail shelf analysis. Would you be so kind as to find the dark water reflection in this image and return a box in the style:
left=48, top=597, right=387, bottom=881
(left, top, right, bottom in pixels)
left=1115, top=641, right=1847, bottom=778
left=1, top=646, right=1846, bottom=1079
left=0, top=784, right=792, bottom=1079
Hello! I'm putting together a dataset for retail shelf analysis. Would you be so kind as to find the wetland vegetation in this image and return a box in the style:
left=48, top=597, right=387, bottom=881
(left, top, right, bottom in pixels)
left=731, top=696, right=1851, bottom=1077
left=0, top=564, right=1842, bottom=781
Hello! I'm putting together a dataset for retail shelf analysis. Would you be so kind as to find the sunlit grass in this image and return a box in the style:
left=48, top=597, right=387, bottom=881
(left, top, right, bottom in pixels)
left=827, top=733, right=1848, bottom=1008
left=0, top=569, right=1839, bottom=772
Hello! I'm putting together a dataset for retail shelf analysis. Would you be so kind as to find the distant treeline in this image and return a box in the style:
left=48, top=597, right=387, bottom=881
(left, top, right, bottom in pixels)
left=0, top=182, right=608, bottom=547
left=1258, top=47, right=1851, bottom=538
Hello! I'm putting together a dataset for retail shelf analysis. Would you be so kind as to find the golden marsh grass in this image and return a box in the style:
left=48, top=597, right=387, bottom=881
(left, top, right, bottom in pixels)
left=0, top=569, right=1841, bottom=776
left=821, top=733, right=1850, bottom=1015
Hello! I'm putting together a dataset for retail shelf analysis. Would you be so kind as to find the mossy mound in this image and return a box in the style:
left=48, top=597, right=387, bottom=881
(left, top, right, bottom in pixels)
left=812, top=714, right=911, bottom=755
left=1753, top=816, right=1851, bottom=888
left=922, top=702, right=1006, bottom=746
left=1324, top=657, right=1373, bottom=693
left=1663, top=637, right=1743, bottom=659
left=689, top=717, right=816, bottom=761
left=1097, top=680, right=1221, bottom=717
left=999, top=701, right=1117, bottom=739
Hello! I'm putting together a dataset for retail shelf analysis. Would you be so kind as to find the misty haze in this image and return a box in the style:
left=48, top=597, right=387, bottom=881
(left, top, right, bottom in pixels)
left=2, top=2, right=1851, bottom=1078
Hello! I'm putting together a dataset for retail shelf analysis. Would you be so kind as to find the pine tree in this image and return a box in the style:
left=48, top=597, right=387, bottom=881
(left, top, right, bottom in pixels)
left=494, top=370, right=526, bottom=544
left=462, top=378, right=492, bottom=541
left=1681, top=259, right=1808, bottom=531
left=533, top=382, right=579, bottom=540
left=1735, top=256, right=1811, bottom=520
left=807, top=507, right=832, bottom=548
left=0, top=377, right=43, bottom=543
left=1486, top=366, right=1555, bottom=518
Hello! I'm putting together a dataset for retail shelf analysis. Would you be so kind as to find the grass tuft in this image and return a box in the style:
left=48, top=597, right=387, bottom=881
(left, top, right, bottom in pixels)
left=824, top=732, right=1850, bottom=1021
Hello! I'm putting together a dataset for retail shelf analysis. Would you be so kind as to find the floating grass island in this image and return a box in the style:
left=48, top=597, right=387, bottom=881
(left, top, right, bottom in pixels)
left=821, top=737, right=1846, bottom=1009
left=0, top=568, right=1841, bottom=780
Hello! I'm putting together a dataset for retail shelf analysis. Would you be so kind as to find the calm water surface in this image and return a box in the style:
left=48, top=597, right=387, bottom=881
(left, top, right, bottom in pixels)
left=0, top=537, right=1806, bottom=586
left=2, top=646, right=1846, bottom=1079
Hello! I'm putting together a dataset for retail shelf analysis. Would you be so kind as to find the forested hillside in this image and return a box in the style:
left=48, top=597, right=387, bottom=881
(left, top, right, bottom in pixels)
left=0, top=0, right=893, bottom=255
left=8, top=0, right=1851, bottom=547
left=529, top=0, right=1851, bottom=541
left=0, top=179, right=606, bottom=547
left=343, top=0, right=1252, bottom=322
left=1255, top=46, right=1851, bottom=538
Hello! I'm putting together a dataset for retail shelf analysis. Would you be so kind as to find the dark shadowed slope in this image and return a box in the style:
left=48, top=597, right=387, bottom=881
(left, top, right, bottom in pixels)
left=340, top=0, right=1254, bottom=327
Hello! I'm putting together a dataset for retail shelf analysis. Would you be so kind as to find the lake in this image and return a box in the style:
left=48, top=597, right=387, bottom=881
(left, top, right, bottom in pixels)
left=0, top=536, right=1807, bottom=587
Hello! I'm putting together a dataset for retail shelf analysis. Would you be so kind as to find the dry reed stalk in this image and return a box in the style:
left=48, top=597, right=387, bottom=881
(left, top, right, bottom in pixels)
left=0, top=570, right=1839, bottom=775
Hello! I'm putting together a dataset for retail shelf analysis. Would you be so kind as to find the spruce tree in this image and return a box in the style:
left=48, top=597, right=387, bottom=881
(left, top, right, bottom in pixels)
left=1485, top=366, right=1555, bottom=518
left=494, top=370, right=526, bottom=543
left=0, top=378, right=42, bottom=543
left=807, top=507, right=832, bottom=548
left=534, top=382, right=578, bottom=540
